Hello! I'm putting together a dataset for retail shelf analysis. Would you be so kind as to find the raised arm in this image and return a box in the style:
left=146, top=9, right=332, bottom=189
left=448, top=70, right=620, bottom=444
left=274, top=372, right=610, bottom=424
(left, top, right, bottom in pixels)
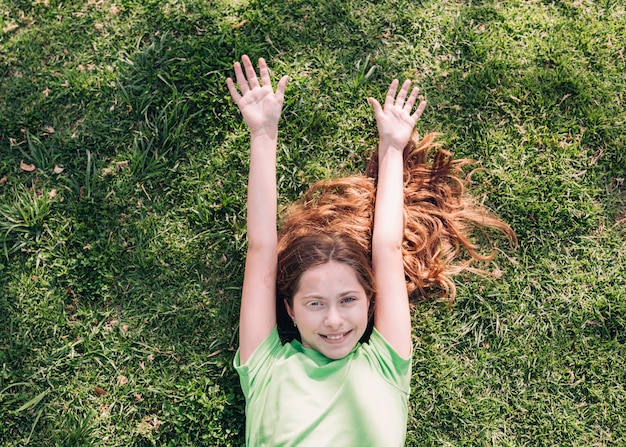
left=369, top=80, right=427, bottom=358
left=226, top=56, right=288, bottom=364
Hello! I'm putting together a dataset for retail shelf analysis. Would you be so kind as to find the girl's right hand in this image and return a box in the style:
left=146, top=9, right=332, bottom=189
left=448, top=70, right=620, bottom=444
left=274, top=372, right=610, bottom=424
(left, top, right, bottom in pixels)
left=226, top=55, right=289, bottom=139
left=368, top=79, right=427, bottom=152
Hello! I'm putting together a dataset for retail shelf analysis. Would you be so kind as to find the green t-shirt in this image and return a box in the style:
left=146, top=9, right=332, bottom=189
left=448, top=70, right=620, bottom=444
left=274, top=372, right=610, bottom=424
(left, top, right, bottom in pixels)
left=234, top=327, right=411, bottom=447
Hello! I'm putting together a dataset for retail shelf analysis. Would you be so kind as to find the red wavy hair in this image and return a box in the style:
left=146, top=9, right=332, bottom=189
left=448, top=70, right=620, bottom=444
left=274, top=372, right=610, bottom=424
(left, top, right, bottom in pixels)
left=277, top=132, right=517, bottom=304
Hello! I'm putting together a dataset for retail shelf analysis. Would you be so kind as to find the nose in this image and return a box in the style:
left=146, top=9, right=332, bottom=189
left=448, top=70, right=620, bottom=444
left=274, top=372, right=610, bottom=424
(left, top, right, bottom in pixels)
left=324, top=306, right=343, bottom=328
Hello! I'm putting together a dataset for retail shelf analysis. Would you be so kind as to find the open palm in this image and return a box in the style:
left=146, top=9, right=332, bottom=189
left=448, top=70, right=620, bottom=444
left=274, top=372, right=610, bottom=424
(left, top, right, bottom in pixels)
left=369, top=79, right=427, bottom=150
left=226, top=56, right=288, bottom=138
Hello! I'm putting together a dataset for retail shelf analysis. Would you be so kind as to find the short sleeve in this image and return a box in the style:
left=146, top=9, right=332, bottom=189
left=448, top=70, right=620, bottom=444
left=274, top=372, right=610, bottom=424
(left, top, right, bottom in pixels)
left=233, top=327, right=282, bottom=397
left=365, top=328, right=412, bottom=390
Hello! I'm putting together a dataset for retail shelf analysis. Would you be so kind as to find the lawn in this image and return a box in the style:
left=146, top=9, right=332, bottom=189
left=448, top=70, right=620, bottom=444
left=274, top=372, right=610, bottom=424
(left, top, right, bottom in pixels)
left=1, top=0, right=625, bottom=445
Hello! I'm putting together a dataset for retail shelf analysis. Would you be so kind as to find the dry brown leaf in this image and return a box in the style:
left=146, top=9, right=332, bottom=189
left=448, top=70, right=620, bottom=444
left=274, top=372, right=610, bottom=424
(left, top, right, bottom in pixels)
left=48, top=189, right=57, bottom=198
left=94, top=386, right=107, bottom=396
left=143, top=415, right=162, bottom=430
left=231, top=19, right=248, bottom=29
left=110, top=5, right=121, bottom=15
left=3, top=23, right=19, bottom=33
left=20, top=160, right=36, bottom=172
left=0, top=176, right=7, bottom=185
left=117, top=375, right=128, bottom=386
left=53, top=165, right=64, bottom=174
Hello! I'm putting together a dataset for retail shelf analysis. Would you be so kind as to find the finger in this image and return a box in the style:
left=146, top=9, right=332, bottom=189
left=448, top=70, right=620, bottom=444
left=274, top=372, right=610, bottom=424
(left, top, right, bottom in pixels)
left=242, top=55, right=260, bottom=89
left=259, top=57, right=272, bottom=87
left=412, top=100, right=427, bottom=121
left=395, top=80, right=411, bottom=107
left=368, top=97, right=383, bottom=117
left=275, top=75, right=289, bottom=104
left=404, top=87, right=419, bottom=112
left=384, top=79, right=399, bottom=110
left=226, top=77, right=242, bottom=103
left=233, top=61, right=249, bottom=94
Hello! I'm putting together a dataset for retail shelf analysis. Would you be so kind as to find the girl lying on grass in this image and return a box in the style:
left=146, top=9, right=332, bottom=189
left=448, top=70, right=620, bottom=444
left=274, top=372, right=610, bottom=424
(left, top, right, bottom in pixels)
left=226, top=55, right=515, bottom=446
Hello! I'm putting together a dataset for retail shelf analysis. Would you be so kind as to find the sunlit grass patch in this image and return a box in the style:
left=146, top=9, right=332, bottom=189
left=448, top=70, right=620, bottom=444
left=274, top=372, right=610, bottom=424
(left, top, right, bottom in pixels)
left=0, top=0, right=625, bottom=445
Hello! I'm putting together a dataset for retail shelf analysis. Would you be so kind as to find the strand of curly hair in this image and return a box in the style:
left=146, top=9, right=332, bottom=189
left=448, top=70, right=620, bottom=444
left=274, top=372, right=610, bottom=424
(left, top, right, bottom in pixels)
left=277, top=132, right=517, bottom=303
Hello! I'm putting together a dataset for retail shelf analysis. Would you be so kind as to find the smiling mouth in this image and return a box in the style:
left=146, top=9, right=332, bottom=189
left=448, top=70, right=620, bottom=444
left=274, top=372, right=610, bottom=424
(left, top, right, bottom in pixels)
left=320, top=331, right=351, bottom=342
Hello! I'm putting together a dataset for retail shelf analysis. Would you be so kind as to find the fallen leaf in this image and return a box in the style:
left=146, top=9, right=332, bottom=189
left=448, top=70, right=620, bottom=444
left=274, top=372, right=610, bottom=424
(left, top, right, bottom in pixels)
left=20, top=161, right=36, bottom=172
left=110, top=4, right=120, bottom=15
left=0, top=176, right=7, bottom=185
left=94, top=386, right=107, bottom=396
left=43, top=87, right=51, bottom=97
left=53, top=165, right=64, bottom=174
left=3, top=23, right=19, bottom=33
left=134, top=393, right=144, bottom=402
left=43, top=126, right=55, bottom=135
left=83, top=244, right=92, bottom=250
left=231, top=19, right=247, bottom=29
left=48, top=189, right=57, bottom=198
left=143, top=415, right=162, bottom=430
left=117, top=375, right=128, bottom=386
left=94, top=23, right=104, bottom=31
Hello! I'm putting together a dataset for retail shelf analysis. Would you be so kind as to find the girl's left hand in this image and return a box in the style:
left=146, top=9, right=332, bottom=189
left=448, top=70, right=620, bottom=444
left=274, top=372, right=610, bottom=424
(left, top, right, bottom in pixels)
left=369, top=79, right=427, bottom=151
left=226, top=55, right=289, bottom=139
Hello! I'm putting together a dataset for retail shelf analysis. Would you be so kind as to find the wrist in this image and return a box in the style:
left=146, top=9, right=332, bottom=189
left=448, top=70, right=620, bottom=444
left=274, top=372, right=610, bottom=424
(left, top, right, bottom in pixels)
left=250, top=127, right=279, bottom=142
left=378, top=140, right=405, bottom=156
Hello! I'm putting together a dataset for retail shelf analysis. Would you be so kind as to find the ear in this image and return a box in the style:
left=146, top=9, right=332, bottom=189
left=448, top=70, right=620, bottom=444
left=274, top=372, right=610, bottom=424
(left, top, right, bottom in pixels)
left=284, top=298, right=295, bottom=321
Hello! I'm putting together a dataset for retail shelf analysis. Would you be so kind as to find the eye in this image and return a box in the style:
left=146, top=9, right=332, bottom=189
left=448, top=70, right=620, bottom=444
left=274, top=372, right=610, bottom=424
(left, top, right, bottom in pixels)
left=306, top=300, right=323, bottom=308
left=341, top=296, right=356, bottom=304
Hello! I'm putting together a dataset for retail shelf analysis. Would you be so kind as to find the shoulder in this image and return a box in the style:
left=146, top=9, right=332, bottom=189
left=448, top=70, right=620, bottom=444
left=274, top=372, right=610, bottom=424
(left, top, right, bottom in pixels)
left=234, top=327, right=283, bottom=381
left=358, top=328, right=412, bottom=388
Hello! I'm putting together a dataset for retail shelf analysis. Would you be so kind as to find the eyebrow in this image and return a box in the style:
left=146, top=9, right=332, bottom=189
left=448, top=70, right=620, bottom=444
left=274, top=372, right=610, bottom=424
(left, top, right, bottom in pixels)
left=297, top=291, right=363, bottom=300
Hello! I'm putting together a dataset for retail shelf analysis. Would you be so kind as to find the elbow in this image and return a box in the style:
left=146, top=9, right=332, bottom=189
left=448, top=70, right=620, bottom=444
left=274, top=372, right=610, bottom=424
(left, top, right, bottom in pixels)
left=372, top=238, right=403, bottom=258
left=247, top=238, right=277, bottom=255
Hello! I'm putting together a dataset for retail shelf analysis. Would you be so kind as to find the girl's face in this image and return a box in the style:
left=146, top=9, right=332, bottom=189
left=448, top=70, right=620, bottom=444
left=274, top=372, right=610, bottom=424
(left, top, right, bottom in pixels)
left=285, top=260, right=370, bottom=360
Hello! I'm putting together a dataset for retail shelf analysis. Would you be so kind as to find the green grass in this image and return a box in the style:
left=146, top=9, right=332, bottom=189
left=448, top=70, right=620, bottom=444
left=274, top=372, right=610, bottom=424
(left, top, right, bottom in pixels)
left=1, top=0, right=624, bottom=445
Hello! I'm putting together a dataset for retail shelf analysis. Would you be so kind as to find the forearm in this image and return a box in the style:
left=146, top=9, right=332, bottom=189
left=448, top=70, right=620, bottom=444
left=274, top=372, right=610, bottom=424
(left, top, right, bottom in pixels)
left=372, top=145, right=404, bottom=253
left=246, top=131, right=278, bottom=251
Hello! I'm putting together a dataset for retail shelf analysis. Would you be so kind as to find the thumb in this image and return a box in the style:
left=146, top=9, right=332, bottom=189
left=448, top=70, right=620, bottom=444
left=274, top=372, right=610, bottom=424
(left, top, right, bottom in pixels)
left=368, top=97, right=383, bottom=116
left=275, top=75, right=289, bottom=104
